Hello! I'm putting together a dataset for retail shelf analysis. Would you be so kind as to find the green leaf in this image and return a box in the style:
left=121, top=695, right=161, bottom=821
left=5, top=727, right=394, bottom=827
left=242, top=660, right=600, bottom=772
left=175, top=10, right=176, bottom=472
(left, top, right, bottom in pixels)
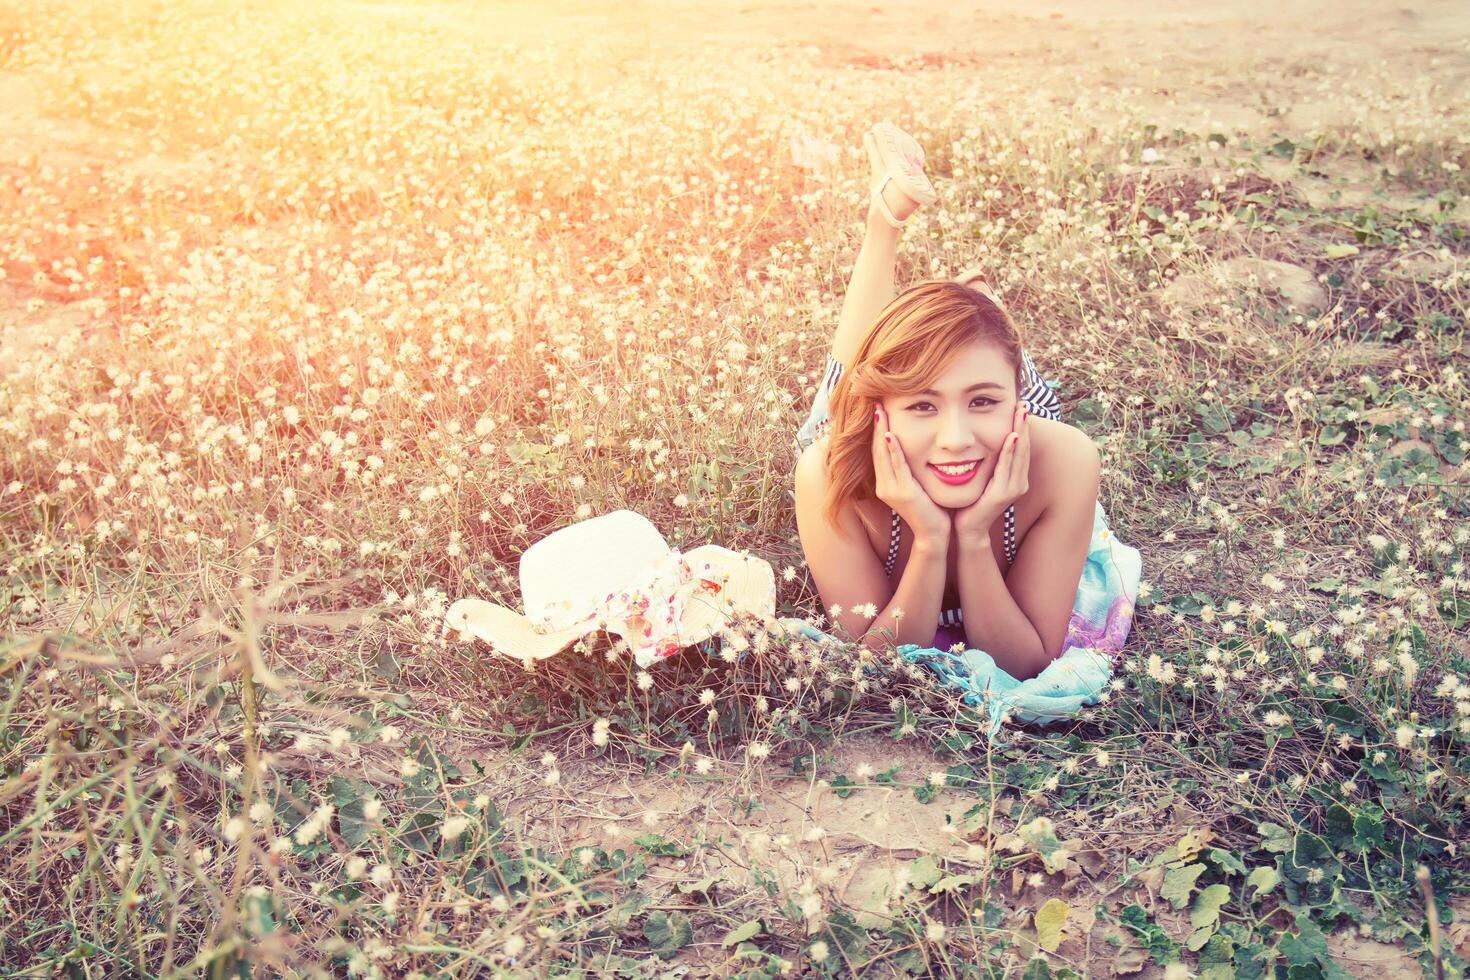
left=1245, top=866, right=1279, bottom=898
left=241, top=889, right=275, bottom=937
left=818, top=909, right=869, bottom=964
left=906, top=854, right=942, bottom=889
left=1162, top=863, right=1205, bottom=909
left=1186, top=924, right=1217, bottom=952
left=1021, top=956, right=1054, bottom=979
left=1324, top=243, right=1360, bottom=259
left=1017, top=816, right=1068, bottom=873
left=722, top=918, right=765, bottom=947
left=1198, top=931, right=1237, bottom=980
left=1436, top=594, right=1470, bottom=628
left=1258, top=822, right=1293, bottom=852
left=607, top=889, right=648, bottom=929
left=674, top=874, right=723, bottom=897
left=1269, top=138, right=1297, bottom=159
left=1199, top=402, right=1233, bottom=434
left=1191, top=884, right=1230, bottom=929
left=633, top=833, right=690, bottom=857
left=1072, top=398, right=1105, bottom=426
left=1035, top=898, right=1070, bottom=952
left=913, top=782, right=941, bottom=804
left=643, top=910, right=692, bottom=958
left=931, top=873, right=980, bottom=895
left=1208, top=848, right=1247, bottom=876
left=330, top=775, right=374, bottom=850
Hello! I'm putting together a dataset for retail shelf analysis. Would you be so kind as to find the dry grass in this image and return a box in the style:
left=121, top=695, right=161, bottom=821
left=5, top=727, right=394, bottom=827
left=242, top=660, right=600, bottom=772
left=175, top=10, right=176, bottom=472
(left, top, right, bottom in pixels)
left=1, top=0, right=1469, bottom=976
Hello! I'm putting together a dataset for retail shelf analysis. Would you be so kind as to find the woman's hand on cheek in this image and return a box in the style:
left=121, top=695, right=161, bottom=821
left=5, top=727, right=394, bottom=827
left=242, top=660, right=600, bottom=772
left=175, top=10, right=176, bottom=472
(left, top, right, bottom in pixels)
left=954, top=402, right=1030, bottom=546
left=871, top=405, right=951, bottom=548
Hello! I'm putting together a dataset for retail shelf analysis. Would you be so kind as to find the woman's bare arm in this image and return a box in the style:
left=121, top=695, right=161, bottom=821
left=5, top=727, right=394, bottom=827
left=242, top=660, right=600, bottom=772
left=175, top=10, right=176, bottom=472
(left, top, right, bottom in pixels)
left=794, top=442, right=945, bottom=650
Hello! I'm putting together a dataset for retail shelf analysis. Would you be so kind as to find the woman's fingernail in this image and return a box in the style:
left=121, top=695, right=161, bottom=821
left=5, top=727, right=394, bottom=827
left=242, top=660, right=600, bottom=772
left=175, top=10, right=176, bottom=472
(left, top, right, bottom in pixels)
left=885, top=434, right=892, bottom=445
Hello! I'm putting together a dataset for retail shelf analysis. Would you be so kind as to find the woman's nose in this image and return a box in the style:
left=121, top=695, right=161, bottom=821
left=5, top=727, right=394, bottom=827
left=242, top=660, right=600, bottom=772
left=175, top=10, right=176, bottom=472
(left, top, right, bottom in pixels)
left=935, top=410, right=976, bottom=451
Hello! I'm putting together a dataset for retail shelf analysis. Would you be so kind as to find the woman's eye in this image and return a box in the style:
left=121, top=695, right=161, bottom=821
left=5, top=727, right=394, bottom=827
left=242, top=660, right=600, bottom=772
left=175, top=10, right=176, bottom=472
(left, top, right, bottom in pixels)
left=907, top=399, right=996, bottom=411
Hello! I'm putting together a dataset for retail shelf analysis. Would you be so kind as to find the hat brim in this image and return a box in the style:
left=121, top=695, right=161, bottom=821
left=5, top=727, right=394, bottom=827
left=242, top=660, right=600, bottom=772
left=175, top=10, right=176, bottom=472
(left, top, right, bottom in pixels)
left=446, top=545, right=778, bottom=668
left=660, top=545, right=776, bottom=647
left=444, top=598, right=590, bottom=664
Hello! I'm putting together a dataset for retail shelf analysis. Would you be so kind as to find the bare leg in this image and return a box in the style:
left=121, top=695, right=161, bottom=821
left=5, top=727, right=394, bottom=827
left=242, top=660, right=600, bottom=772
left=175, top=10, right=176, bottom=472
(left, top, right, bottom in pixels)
left=830, top=136, right=925, bottom=367
left=831, top=209, right=901, bottom=367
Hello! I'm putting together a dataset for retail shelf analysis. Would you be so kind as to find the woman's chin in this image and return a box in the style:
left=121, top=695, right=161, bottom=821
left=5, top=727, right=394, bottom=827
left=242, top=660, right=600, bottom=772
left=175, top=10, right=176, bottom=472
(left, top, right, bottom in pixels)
left=926, top=481, right=982, bottom=505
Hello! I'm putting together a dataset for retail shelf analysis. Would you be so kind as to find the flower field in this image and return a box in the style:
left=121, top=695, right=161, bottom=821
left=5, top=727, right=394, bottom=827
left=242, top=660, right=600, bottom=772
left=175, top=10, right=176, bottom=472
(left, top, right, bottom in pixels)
left=2, top=0, right=1469, bottom=975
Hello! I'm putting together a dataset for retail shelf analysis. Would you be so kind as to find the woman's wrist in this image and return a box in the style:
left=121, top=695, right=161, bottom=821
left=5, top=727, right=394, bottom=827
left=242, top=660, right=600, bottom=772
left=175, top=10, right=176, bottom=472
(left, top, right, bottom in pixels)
left=957, top=533, right=992, bottom=552
left=912, top=534, right=949, bottom=557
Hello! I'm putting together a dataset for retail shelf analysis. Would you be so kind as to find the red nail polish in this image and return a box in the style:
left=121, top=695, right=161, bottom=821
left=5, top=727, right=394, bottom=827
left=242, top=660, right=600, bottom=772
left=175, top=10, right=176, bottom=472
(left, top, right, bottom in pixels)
left=885, top=434, right=892, bottom=445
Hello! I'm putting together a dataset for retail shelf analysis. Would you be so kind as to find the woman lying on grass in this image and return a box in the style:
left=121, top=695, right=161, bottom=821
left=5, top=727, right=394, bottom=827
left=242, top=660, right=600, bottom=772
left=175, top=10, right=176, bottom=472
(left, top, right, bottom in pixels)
left=793, top=123, right=1106, bottom=682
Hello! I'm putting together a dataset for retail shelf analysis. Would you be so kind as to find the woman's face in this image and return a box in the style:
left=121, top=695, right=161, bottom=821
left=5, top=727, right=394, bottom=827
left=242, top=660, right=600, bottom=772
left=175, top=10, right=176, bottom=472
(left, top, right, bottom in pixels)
left=880, top=340, right=1017, bottom=508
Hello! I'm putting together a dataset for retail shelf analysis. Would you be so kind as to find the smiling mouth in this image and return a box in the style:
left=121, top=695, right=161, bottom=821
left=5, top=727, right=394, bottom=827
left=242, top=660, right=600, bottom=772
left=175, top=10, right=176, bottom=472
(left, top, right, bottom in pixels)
left=928, top=460, right=981, bottom=482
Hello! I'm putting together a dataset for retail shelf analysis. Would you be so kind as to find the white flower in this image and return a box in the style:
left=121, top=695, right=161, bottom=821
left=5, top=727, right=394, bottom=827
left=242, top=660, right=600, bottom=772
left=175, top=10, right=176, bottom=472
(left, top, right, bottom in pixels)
left=808, top=939, right=830, bottom=962
left=441, top=815, right=471, bottom=839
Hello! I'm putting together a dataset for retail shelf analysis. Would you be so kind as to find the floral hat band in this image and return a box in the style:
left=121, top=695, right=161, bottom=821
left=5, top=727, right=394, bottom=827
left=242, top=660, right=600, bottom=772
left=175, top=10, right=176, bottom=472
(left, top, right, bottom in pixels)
left=444, top=510, right=777, bottom=669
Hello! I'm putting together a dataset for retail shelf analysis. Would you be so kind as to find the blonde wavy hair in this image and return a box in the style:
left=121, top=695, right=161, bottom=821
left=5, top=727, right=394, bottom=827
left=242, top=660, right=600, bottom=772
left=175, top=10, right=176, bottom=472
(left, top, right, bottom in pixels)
left=821, top=280, right=1025, bottom=530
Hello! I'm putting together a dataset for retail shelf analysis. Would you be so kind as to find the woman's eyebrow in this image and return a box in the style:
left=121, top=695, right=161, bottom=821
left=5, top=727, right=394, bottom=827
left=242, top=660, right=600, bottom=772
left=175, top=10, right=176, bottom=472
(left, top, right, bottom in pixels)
left=916, top=382, right=1004, bottom=396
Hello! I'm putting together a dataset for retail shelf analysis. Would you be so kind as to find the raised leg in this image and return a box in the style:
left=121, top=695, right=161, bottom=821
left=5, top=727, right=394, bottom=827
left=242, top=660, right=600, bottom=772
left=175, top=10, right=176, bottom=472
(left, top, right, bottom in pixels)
left=829, top=133, right=926, bottom=367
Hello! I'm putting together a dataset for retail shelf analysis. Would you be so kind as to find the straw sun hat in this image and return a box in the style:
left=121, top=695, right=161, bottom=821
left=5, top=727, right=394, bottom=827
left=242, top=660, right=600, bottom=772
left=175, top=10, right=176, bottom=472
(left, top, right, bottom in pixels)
left=444, top=510, right=777, bottom=669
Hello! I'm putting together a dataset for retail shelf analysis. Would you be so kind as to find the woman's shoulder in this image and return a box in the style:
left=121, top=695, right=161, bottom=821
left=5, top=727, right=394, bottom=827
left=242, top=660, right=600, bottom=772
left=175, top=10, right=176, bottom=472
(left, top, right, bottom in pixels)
left=1031, top=416, right=1101, bottom=506
left=794, top=435, right=887, bottom=536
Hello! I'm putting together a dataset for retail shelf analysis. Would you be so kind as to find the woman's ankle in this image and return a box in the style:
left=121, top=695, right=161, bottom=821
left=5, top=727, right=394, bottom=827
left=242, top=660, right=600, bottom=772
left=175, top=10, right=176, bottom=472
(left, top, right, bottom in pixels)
left=866, top=201, right=906, bottom=238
